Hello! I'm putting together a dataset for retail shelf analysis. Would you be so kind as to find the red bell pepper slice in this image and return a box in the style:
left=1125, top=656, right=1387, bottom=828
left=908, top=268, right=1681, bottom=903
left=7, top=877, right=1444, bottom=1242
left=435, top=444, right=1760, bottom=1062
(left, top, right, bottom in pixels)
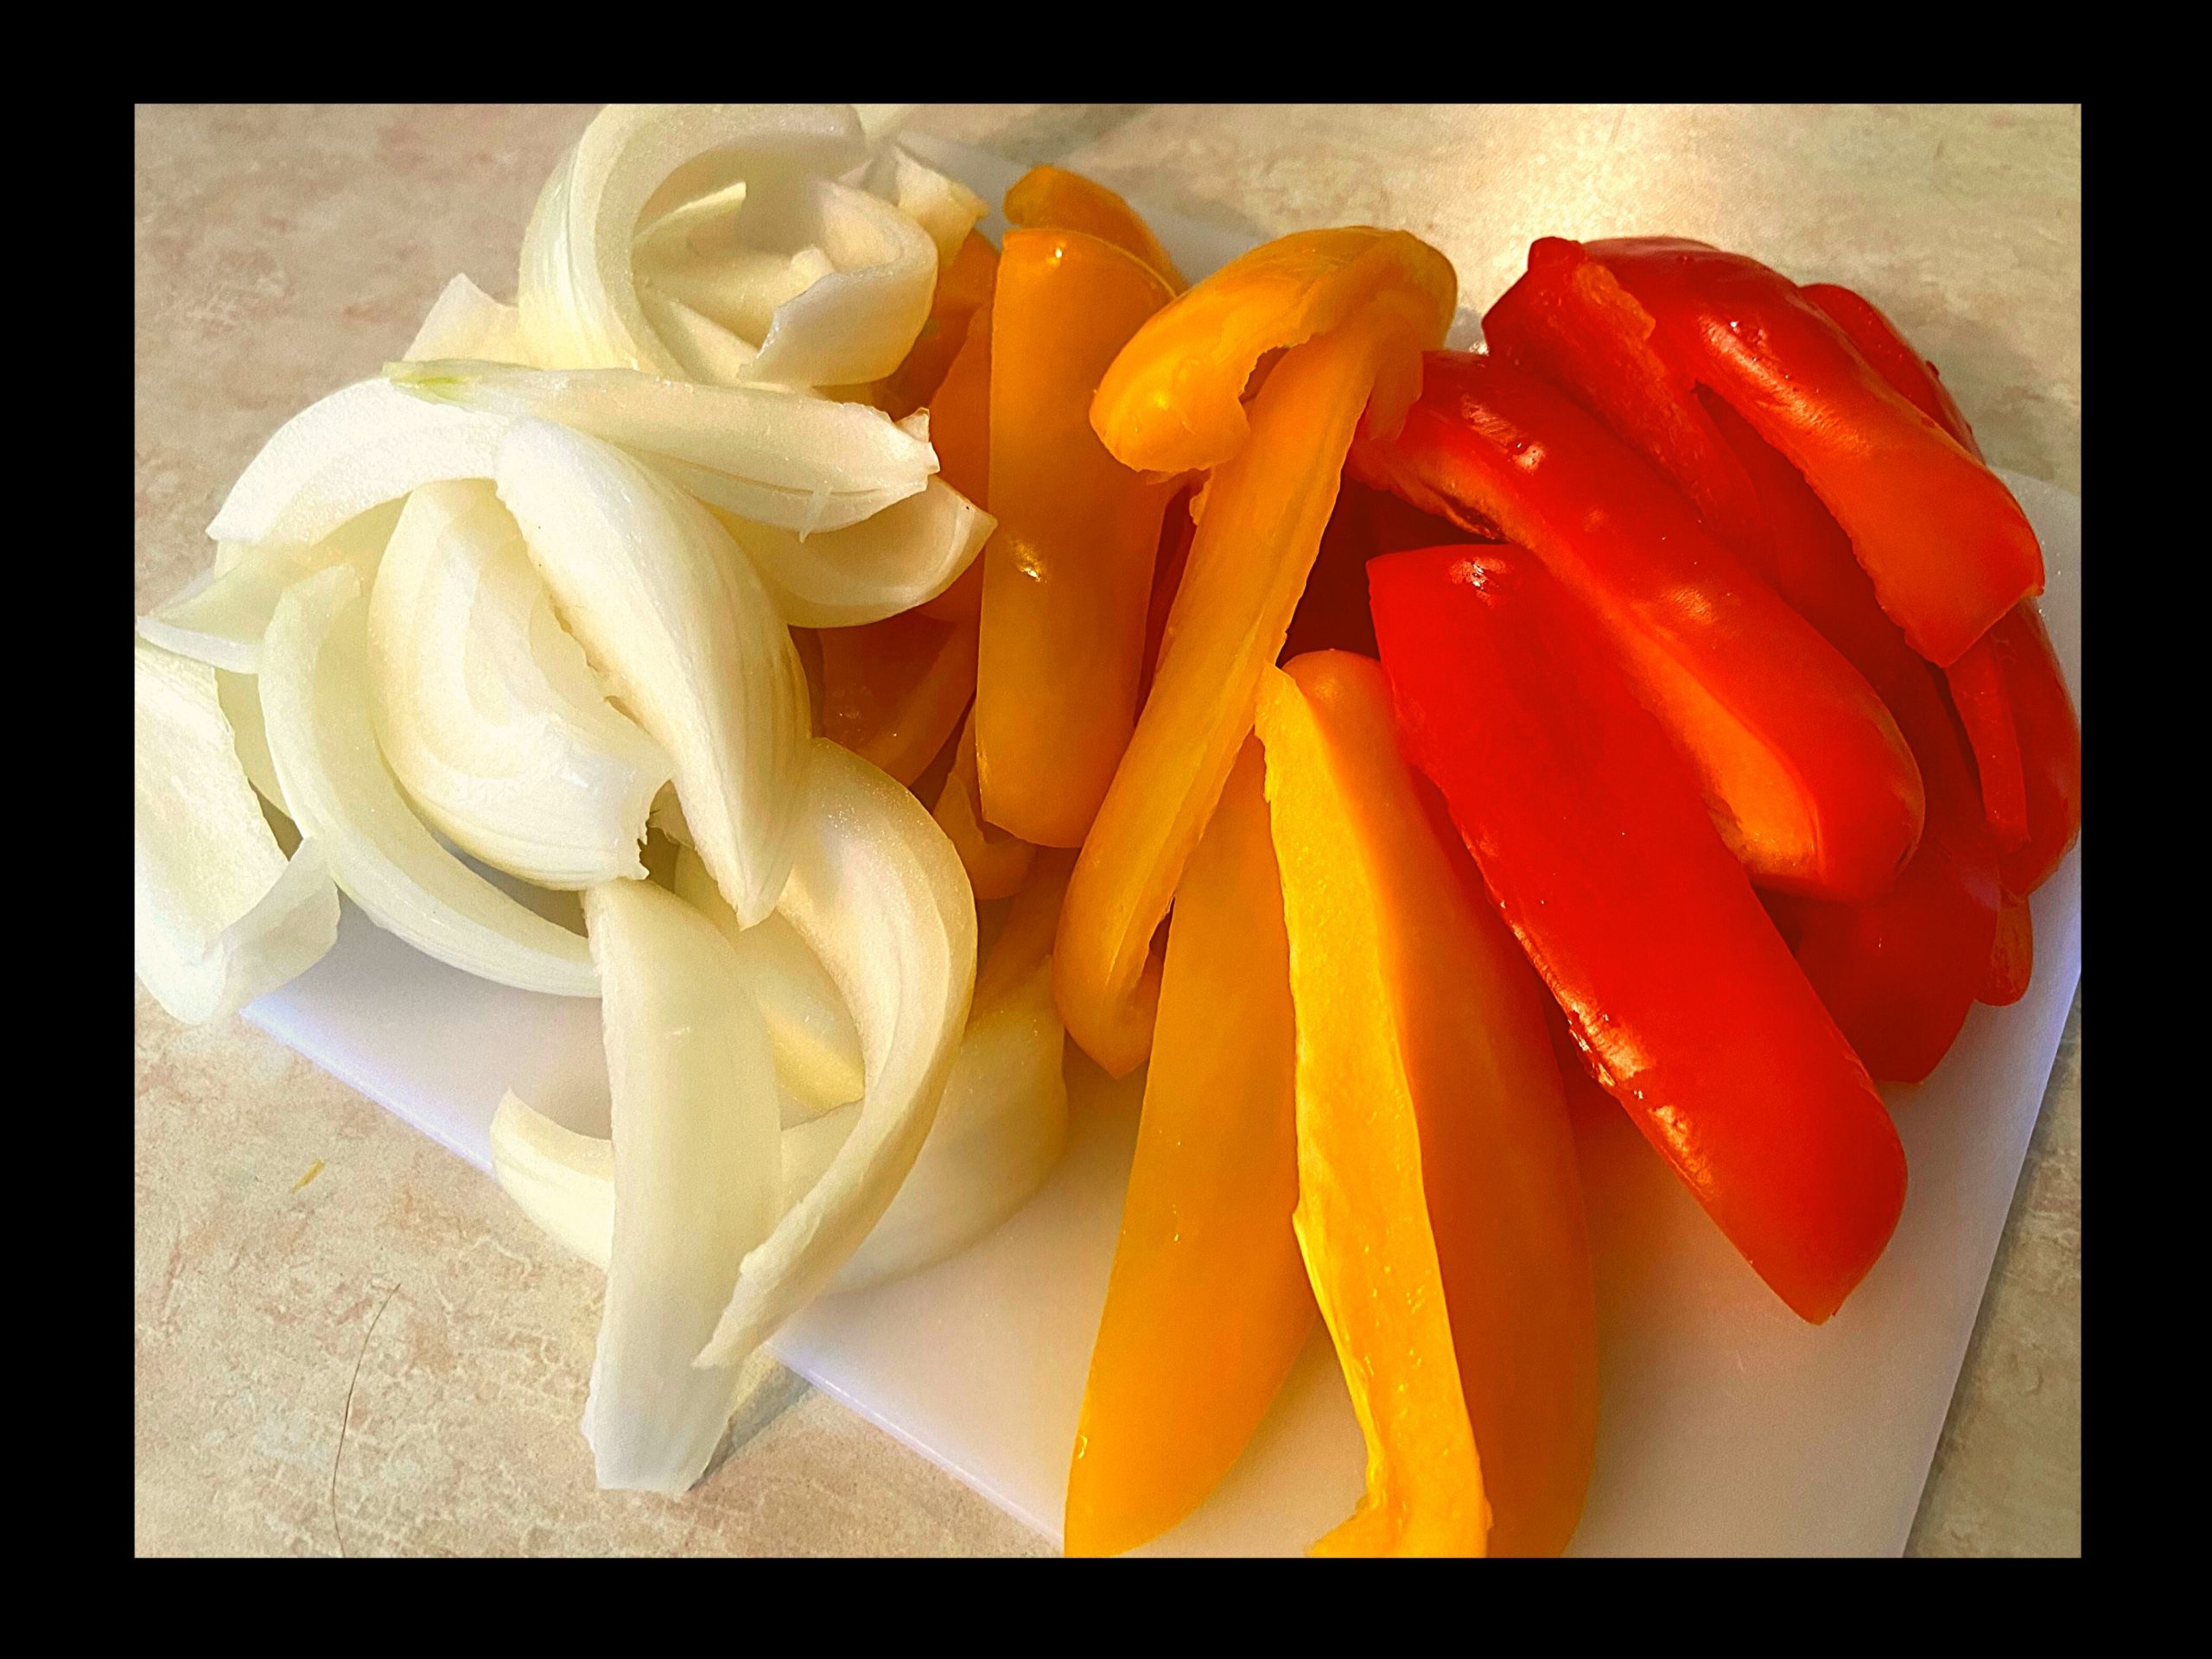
left=1796, top=282, right=2082, bottom=891
left=1370, top=543, right=1907, bottom=1325
left=1580, top=237, right=2043, bottom=667
left=1351, top=350, right=1923, bottom=905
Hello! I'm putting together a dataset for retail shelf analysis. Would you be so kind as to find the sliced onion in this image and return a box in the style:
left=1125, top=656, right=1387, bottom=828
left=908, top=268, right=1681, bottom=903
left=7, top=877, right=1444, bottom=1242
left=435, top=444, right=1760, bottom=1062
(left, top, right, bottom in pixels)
left=710, top=480, right=992, bottom=628
left=695, top=739, right=975, bottom=1367
left=490, top=1090, right=613, bottom=1268
left=138, top=499, right=402, bottom=674
left=496, top=418, right=812, bottom=927
left=259, top=563, right=597, bottom=995
left=580, top=878, right=782, bottom=1495
left=518, top=104, right=872, bottom=386
left=404, top=274, right=533, bottom=364
left=205, top=378, right=506, bottom=550
left=392, top=359, right=934, bottom=534
left=862, top=143, right=987, bottom=275
left=134, top=639, right=338, bottom=1023
left=366, top=480, right=671, bottom=889
left=670, top=843, right=864, bottom=1114
left=214, top=669, right=286, bottom=814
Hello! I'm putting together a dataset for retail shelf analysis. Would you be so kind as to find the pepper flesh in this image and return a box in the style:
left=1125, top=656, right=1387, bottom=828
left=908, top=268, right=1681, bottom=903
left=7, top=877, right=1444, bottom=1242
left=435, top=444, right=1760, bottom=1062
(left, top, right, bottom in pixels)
left=1005, top=164, right=1186, bottom=291
left=1580, top=237, right=2044, bottom=666
left=1065, top=741, right=1309, bottom=1558
left=1056, top=230, right=1453, bottom=1075
left=932, top=706, right=1035, bottom=902
left=1370, top=545, right=1908, bottom=1324
left=1268, top=651, right=1598, bottom=1556
left=1351, top=351, right=1923, bottom=903
left=1255, top=661, right=1482, bottom=1557
left=915, top=296, right=993, bottom=623
left=814, top=610, right=977, bottom=789
left=976, top=227, right=1176, bottom=847
left=875, top=230, right=1001, bottom=423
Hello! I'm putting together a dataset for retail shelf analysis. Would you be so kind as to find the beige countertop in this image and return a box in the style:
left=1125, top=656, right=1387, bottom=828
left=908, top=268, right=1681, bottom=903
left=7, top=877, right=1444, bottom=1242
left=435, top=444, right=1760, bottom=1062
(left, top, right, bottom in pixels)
left=133, top=103, right=2082, bottom=1557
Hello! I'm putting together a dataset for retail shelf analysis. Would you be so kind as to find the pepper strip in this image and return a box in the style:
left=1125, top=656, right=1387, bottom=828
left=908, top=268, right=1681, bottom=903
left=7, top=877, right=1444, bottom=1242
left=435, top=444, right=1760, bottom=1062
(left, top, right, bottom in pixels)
left=932, top=707, right=1035, bottom=902
left=1351, top=351, right=1924, bottom=903
left=1056, top=231, right=1453, bottom=1074
left=1006, top=164, right=1186, bottom=291
left=1582, top=238, right=2043, bottom=666
left=977, top=228, right=1176, bottom=846
left=1271, top=651, right=1598, bottom=1556
left=815, top=609, right=977, bottom=789
left=1371, top=545, right=1907, bottom=1324
left=1065, top=741, right=1309, bottom=1558
left=916, top=297, right=993, bottom=622
left=1255, top=663, right=1484, bottom=1557
left=875, top=230, right=1001, bottom=422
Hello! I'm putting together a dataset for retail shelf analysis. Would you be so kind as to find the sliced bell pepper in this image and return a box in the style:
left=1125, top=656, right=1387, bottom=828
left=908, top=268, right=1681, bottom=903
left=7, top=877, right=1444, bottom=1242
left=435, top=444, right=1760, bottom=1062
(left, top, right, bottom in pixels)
left=1006, top=163, right=1186, bottom=292
left=1135, top=483, right=1197, bottom=709
left=1581, top=237, right=2043, bottom=667
left=815, top=609, right=977, bottom=790
left=932, top=706, right=1036, bottom=903
left=1795, top=282, right=2082, bottom=890
left=1370, top=544, right=1908, bottom=1325
left=1981, top=891, right=2034, bottom=1007
left=976, top=227, right=1177, bottom=848
left=916, top=296, right=994, bottom=624
left=1055, top=229, right=1454, bottom=1076
left=1262, top=651, right=1598, bottom=1557
left=1065, top=740, right=1309, bottom=1559
left=876, top=230, right=1001, bottom=423
left=1351, top=351, right=1924, bottom=904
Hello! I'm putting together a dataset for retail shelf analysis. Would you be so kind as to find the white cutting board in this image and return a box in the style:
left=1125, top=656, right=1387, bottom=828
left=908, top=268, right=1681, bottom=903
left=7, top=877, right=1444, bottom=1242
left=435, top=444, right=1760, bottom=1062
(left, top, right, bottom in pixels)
left=244, top=139, right=2084, bottom=1556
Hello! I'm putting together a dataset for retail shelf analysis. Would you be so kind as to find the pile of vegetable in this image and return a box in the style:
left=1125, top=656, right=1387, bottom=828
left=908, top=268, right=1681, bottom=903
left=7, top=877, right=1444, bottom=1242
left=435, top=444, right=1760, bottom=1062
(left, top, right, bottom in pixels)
left=134, top=104, right=2080, bottom=1555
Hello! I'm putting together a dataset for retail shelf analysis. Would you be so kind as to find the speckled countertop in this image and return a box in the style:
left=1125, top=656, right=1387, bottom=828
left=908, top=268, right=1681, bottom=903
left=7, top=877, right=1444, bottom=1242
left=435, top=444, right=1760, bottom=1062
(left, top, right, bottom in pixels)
left=133, top=103, right=2082, bottom=1557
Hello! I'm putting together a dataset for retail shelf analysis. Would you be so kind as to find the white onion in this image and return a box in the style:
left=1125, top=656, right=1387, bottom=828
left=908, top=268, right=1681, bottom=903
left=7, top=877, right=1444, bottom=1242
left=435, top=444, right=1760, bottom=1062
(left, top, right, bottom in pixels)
left=862, top=143, right=986, bottom=275
left=711, top=480, right=992, bottom=628
left=404, top=274, right=533, bottom=365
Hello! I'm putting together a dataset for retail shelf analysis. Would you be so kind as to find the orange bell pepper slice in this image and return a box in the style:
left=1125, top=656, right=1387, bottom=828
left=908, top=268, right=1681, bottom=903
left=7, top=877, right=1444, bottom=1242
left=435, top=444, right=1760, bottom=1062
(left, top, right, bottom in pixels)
left=1260, top=651, right=1598, bottom=1557
left=1054, top=230, right=1454, bottom=1076
left=916, top=297, right=995, bottom=624
left=1005, top=164, right=1186, bottom=291
left=876, top=230, right=1001, bottom=422
left=976, top=227, right=1178, bottom=848
left=815, top=609, right=977, bottom=789
left=932, top=705, right=1036, bottom=903
left=1065, top=740, right=1309, bottom=1557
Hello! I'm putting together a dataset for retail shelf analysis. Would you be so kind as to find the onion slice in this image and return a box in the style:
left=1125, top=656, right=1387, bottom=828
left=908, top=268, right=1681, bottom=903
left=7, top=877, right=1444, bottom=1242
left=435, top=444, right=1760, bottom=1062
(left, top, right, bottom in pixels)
left=366, top=480, right=671, bottom=888
left=134, top=639, right=340, bottom=1023
left=671, top=844, right=864, bottom=1114
left=392, top=359, right=934, bottom=535
left=496, top=418, right=812, bottom=928
left=696, top=739, right=975, bottom=1365
left=490, top=1090, right=613, bottom=1268
left=579, top=878, right=782, bottom=1495
left=259, top=563, right=597, bottom=995
left=214, top=669, right=287, bottom=814
left=710, top=480, right=992, bottom=628
left=404, top=274, right=533, bottom=365
left=138, top=499, right=401, bottom=674
left=862, top=143, right=987, bottom=276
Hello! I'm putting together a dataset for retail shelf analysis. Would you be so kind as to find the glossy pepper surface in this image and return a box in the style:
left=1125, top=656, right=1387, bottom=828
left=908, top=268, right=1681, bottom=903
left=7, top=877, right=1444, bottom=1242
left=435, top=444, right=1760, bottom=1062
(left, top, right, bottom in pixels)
left=1370, top=544, right=1907, bottom=1324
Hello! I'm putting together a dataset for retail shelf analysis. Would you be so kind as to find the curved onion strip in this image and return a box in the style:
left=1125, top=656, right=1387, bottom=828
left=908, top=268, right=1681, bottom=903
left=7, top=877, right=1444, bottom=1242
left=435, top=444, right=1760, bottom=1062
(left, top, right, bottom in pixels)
left=205, top=378, right=507, bottom=549
left=671, top=843, right=865, bottom=1114
left=580, top=878, right=781, bottom=1495
left=490, top=1090, right=613, bottom=1268
left=392, top=360, right=934, bottom=535
left=710, top=480, right=992, bottom=628
left=696, top=739, right=975, bottom=1366
left=366, top=480, right=671, bottom=889
left=862, top=143, right=987, bottom=275
left=259, top=564, right=597, bottom=995
left=138, top=499, right=403, bottom=674
left=496, top=418, right=812, bottom=927
left=214, top=669, right=287, bottom=814
left=404, top=274, right=533, bottom=365
left=518, top=103, right=868, bottom=385
left=134, top=639, right=340, bottom=1023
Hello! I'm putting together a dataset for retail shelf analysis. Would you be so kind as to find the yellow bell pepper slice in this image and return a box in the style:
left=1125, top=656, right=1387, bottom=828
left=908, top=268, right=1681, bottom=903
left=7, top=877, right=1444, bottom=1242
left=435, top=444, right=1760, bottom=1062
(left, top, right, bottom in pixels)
left=1053, top=231, right=1452, bottom=1076
left=1065, top=740, right=1311, bottom=1557
left=915, top=294, right=993, bottom=624
left=933, top=705, right=1036, bottom=903
left=1005, top=164, right=1186, bottom=292
left=977, top=227, right=1178, bottom=848
left=816, top=610, right=977, bottom=789
left=877, top=229, right=1001, bottom=422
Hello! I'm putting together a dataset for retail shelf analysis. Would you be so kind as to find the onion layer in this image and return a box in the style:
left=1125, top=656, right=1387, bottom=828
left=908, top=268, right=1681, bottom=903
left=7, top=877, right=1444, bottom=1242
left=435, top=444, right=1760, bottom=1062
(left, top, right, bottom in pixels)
left=259, top=563, right=597, bottom=995
left=404, top=274, right=533, bottom=365
left=710, top=480, right=992, bottom=628
left=366, top=480, right=671, bottom=888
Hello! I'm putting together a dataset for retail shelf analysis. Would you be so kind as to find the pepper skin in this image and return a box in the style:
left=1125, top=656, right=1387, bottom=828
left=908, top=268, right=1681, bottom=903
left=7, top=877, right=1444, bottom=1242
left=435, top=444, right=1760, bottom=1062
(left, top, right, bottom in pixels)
left=1006, top=164, right=1186, bottom=291
left=1351, top=351, right=1923, bottom=904
left=916, top=296, right=993, bottom=623
left=815, top=609, right=977, bottom=790
left=1065, top=741, right=1310, bottom=1558
left=1370, top=544, right=1908, bottom=1324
